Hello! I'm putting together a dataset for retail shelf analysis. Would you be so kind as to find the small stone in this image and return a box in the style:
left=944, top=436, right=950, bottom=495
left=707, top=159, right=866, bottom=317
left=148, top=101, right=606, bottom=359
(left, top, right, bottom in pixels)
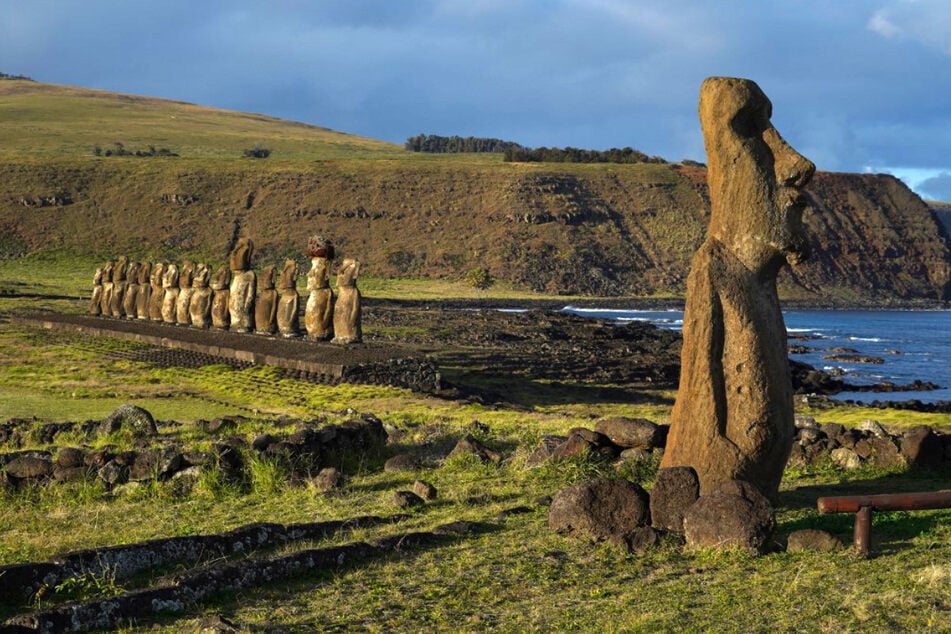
left=55, top=447, right=85, bottom=469
left=413, top=479, right=438, bottom=500
left=901, top=426, right=944, bottom=470
left=384, top=453, right=419, bottom=473
left=4, top=455, right=53, bottom=479
left=251, top=433, right=277, bottom=452
left=830, top=447, right=862, bottom=470
left=525, top=435, right=567, bottom=468
left=650, top=466, right=700, bottom=533
left=311, top=467, right=343, bottom=492
left=98, top=460, right=129, bottom=486
left=619, top=447, right=652, bottom=461
left=53, top=466, right=89, bottom=482
left=548, top=478, right=650, bottom=541
left=786, top=529, right=843, bottom=553
left=866, top=436, right=905, bottom=469
left=683, top=480, right=775, bottom=555
left=794, top=415, right=818, bottom=429
left=819, top=423, right=845, bottom=440
left=447, top=435, right=502, bottom=464
left=858, top=419, right=889, bottom=439
left=100, top=404, right=157, bottom=437
left=391, top=490, right=425, bottom=508
left=594, top=417, right=662, bottom=449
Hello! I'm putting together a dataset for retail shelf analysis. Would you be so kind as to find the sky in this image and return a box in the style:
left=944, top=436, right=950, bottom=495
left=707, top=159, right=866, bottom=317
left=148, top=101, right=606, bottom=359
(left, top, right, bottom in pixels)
left=3, top=0, right=951, bottom=200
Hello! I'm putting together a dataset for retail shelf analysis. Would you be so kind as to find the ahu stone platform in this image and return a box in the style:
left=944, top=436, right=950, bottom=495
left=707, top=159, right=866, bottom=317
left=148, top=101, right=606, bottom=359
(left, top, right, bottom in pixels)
left=14, top=313, right=440, bottom=392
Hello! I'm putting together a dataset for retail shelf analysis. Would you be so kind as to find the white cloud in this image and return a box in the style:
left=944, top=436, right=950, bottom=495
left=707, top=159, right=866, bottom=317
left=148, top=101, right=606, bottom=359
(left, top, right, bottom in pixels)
left=868, top=1, right=951, bottom=55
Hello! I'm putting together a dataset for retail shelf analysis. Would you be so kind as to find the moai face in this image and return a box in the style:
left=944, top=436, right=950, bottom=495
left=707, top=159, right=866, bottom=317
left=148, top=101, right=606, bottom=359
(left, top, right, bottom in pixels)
left=193, top=263, right=211, bottom=288
left=151, top=263, right=165, bottom=287
left=336, top=258, right=360, bottom=287
left=211, top=263, right=231, bottom=290
left=138, top=262, right=152, bottom=285
left=278, top=259, right=298, bottom=290
left=229, top=238, right=254, bottom=272
left=163, top=263, right=179, bottom=288
left=258, top=264, right=276, bottom=291
left=179, top=262, right=195, bottom=288
left=699, top=77, right=816, bottom=269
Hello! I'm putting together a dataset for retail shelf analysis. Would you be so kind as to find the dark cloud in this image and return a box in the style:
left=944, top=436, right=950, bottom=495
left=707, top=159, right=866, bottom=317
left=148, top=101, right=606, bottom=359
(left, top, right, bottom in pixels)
left=917, top=173, right=951, bottom=202
left=2, top=0, right=951, bottom=188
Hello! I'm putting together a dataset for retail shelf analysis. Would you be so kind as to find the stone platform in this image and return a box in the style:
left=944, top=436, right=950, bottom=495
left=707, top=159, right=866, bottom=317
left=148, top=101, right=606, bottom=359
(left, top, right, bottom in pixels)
left=13, top=313, right=440, bottom=392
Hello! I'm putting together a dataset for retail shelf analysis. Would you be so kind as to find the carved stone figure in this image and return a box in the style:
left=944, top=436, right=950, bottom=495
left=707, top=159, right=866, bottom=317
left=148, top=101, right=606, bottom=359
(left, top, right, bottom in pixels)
left=175, top=261, right=195, bottom=325
left=161, top=263, right=180, bottom=324
left=109, top=255, right=129, bottom=318
left=210, top=264, right=232, bottom=329
left=660, top=77, right=816, bottom=500
left=100, top=261, right=115, bottom=316
left=148, top=262, right=166, bottom=321
left=121, top=261, right=140, bottom=319
left=305, top=236, right=335, bottom=340
left=254, top=264, right=278, bottom=335
left=228, top=238, right=256, bottom=332
left=189, top=263, right=213, bottom=328
left=89, top=267, right=104, bottom=315
left=332, top=258, right=362, bottom=344
left=135, top=262, right=152, bottom=319
left=276, top=259, right=300, bottom=337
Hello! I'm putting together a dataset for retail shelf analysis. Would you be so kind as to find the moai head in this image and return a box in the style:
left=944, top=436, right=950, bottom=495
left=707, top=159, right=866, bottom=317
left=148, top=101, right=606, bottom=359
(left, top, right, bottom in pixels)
left=307, top=235, right=335, bottom=260
left=211, top=263, right=231, bottom=290
left=162, top=263, right=179, bottom=288
left=278, top=259, right=298, bottom=290
left=138, top=262, right=152, bottom=285
left=178, top=261, right=195, bottom=288
left=113, top=256, right=129, bottom=283
left=151, top=262, right=165, bottom=287
left=336, top=258, right=360, bottom=287
left=93, top=267, right=104, bottom=285
left=193, top=263, right=211, bottom=288
left=103, top=261, right=114, bottom=282
left=699, top=77, right=816, bottom=271
left=229, top=238, right=254, bottom=272
left=258, top=264, right=276, bottom=291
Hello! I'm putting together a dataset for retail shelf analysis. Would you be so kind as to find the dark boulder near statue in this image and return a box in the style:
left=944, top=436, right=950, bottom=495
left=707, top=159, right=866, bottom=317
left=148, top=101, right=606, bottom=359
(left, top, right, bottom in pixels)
left=548, top=477, right=651, bottom=541
left=683, top=479, right=776, bottom=554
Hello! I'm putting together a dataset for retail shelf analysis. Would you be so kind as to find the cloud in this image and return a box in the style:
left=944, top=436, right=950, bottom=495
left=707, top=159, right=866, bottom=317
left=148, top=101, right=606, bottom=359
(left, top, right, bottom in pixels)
left=868, top=1, right=951, bottom=55
left=917, top=172, right=951, bottom=202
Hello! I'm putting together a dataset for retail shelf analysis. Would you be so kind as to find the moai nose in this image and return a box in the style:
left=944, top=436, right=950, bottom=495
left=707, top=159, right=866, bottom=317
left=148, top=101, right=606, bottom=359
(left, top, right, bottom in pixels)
left=780, top=153, right=815, bottom=188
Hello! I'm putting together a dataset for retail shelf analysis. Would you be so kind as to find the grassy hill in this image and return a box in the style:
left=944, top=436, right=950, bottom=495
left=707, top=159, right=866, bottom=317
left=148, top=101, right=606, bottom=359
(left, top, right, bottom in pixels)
left=1, top=79, right=949, bottom=304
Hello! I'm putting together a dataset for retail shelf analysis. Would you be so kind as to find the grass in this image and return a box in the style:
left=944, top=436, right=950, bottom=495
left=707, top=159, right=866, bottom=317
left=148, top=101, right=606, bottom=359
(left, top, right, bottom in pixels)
left=0, top=273, right=950, bottom=631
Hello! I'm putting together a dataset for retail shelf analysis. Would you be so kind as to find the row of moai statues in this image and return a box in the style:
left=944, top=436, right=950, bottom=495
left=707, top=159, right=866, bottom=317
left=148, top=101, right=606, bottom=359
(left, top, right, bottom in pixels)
left=88, top=236, right=361, bottom=344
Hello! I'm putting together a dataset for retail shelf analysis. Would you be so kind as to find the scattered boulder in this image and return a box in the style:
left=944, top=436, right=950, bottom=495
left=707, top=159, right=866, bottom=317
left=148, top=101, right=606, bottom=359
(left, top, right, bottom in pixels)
left=866, top=436, right=905, bottom=469
left=858, top=419, right=889, bottom=439
left=310, top=467, right=343, bottom=492
left=650, top=466, right=700, bottom=533
left=391, top=490, right=425, bottom=508
left=594, top=417, right=663, bottom=449
left=683, top=480, right=775, bottom=554
left=525, top=435, right=567, bottom=468
left=548, top=478, right=650, bottom=541
left=100, top=404, right=157, bottom=437
left=830, top=447, right=862, bottom=471
left=447, top=435, right=502, bottom=464
left=609, top=526, right=662, bottom=554
left=384, top=453, right=420, bottom=473
left=413, top=480, right=438, bottom=500
left=98, top=461, right=129, bottom=487
left=55, top=447, right=85, bottom=469
left=4, top=455, right=53, bottom=479
left=551, top=428, right=618, bottom=461
left=901, top=426, right=944, bottom=470
left=786, top=529, right=843, bottom=553
left=129, top=448, right=184, bottom=481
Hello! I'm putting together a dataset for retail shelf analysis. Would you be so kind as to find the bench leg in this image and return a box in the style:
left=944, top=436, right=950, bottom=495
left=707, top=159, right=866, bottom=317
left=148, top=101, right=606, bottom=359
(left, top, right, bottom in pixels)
left=853, top=505, right=872, bottom=556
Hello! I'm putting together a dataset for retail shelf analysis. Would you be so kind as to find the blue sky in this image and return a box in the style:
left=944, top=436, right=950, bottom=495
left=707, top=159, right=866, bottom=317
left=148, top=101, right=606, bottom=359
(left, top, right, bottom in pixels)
left=4, top=0, right=951, bottom=200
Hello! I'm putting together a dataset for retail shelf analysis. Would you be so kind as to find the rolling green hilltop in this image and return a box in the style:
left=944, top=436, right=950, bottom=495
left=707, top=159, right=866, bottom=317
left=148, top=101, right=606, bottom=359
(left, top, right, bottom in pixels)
left=1, top=79, right=948, bottom=304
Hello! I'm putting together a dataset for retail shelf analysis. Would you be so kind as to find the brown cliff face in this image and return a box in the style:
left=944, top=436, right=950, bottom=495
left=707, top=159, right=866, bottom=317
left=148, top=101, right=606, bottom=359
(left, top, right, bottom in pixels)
left=0, top=160, right=948, bottom=303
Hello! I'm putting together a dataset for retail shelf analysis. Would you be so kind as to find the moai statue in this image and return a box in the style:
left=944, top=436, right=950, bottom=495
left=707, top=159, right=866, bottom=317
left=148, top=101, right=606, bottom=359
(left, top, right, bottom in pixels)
left=89, top=267, right=104, bottom=315
left=254, top=264, right=278, bottom=335
left=228, top=238, right=256, bottom=332
left=332, top=258, right=362, bottom=345
left=660, top=77, right=816, bottom=501
left=148, top=262, right=166, bottom=321
left=135, top=262, right=152, bottom=320
left=189, top=263, right=213, bottom=328
left=99, top=261, right=115, bottom=316
left=121, top=261, right=140, bottom=319
left=276, top=259, right=300, bottom=337
left=161, top=263, right=180, bottom=324
left=210, top=264, right=232, bottom=329
left=304, top=236, right=335, bottom=340
left=175, top=261, right=195, bottom=325
left=109, top=255, right=129, bottom=318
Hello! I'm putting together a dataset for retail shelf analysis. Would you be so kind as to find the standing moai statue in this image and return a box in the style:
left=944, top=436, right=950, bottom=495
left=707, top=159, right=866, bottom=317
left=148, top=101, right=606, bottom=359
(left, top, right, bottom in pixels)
left=99, top=261, right=115, bottom=316
left=304, top=236, right=335, bottom=340
left=210, top=264, right=232, bottom=329
left=254, top=264, right=278, bottom=335
left=161, top=263, right=180, bottom=324
left=189, top=263, right=213, bottom=328
left=660, top=77, right=816, bottom=500
left=89, top=267, right=104, bottom=315
left=276, top=259, right=300, bottom=337
left=332, top=258, right=362, bottom=345
left=109, top=255, right=129, bottom=318
left=148, top=262, right=166, bottom=321
left=175, top=261, right=195, bottom=325
left=135, top=262, right=152, bottom=320
left=121, top=261, right=140, bottom=319
left=228, top=238, right=256, bottom=332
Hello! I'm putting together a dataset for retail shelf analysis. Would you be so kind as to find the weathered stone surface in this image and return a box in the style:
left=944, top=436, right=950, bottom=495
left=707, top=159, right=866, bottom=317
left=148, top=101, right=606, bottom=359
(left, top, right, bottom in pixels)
left=254, top=264, right=278, bottom=335
left=859, top=419, right=889, bottom=439
left=525, top=434, right=567, bottom=467
left=595, top=417, right=662, bottom=449
left=830, top=447, right=862, bottom=470
left=310, top=467, right=343, bottom=492
left=661, top=77, right=815, bottom=500
left=650, top=466, right=700, bottom=533
left=901, top=426, right=944, bottom=470
left=332, top=258, right=362, bottom=344
left=5, top=455, right=53, bottom=479
left=866, top=436, right=905, bottom=469
left=683, top=479, right=776, bottom=554
left=55, top=447, right=85, bottom=469
left=98, top=460, right=129, bottom=486
left=100, top=404, right=158, bottom=437
left=122, top=261, right=140, bottom=319
left=210, top=264, right=231, bottom=329
left=786, top=529, right=842, bottom=553
left=384, top=453, right=419, bottom=473
left=228, top=238, right=256, bottom=333
left=130, top=448, right=183, bottom=481
left=89, top=266, right=104, bottom=315
left=551, top=428, right=617, bottom=461
left=110, top=255, right=129, bottom=317
left=447, top=435, right=502, bottom=464
left=392, top=490, right=425, bottom=508
left=276, top=259, right=300, bottom=337
left=548, top=477, right=651, bottom=541
left=609, top=525, right=662, bottom=554
left=305, top=256, right=334, bottom=340
left=189, top=263, right=213, bottom=328
left=161, top=263, right=180, bottom=323
left=135, top=261, right=152, bottom=320
left=99, top=261, right=115, bottom=316
left=148, top=262, right=166, bottom=322
left=413, top=479, right=438, bottom=500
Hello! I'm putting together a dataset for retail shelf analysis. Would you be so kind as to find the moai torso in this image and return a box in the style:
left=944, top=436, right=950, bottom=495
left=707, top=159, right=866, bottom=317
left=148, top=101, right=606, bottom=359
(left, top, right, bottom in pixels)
left=332, top=258, right=362, bottom=345
left=122, top=261, right=140, bottom=319
left=175, top=262, right=195, bottom=325
left=254, top=264, right=278, bottom=335
left=148, top=263, right=166, bottom=321
left=109, top=256, right=129, bottom=317
left=305, top=257, right=334, bottom=340
left=189, top=263, right=213, bottom=328
left=89, top=267, right=104, bottom=316
left=161, top=263, right=180, bottom=323
left=228, top=238, right=256, bottom=332
left=276, top=259, right=300, bottom=337
left=100, top=261, right=115, bottom=316
left=210, top=264, right=231, bottom=329
left=135, top=262, right=152, bottom=319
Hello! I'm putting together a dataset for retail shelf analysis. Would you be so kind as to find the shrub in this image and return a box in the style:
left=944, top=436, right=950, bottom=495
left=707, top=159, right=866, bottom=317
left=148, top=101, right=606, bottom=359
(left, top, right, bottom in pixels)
left=466, top=267, right=495, bottom=290
left=243, top=146, right=272, bottom=159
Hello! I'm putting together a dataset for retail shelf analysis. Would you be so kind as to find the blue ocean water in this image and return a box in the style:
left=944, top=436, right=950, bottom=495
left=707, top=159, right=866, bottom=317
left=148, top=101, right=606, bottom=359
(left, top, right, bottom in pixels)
left=561, top=307, right=951, bottom=404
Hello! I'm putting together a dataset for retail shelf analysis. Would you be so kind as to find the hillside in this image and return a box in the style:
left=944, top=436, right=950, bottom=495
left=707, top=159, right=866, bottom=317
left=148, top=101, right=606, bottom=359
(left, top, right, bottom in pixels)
left=1, top=79, right=949, bottom=304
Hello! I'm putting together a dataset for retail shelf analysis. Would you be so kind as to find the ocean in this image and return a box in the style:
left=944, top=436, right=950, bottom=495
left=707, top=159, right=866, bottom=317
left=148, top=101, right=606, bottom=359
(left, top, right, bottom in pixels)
left=560, top=307, right=951, bottom=404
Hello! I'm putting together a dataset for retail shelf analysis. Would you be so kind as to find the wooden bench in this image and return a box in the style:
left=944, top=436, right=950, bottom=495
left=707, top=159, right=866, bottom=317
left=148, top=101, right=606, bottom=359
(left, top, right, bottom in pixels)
left=817, top=491, right=951, bottom=556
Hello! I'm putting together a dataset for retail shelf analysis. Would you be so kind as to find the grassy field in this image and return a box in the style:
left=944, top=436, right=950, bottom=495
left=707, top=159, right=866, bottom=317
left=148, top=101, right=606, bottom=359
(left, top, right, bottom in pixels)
left=0, top=257, right=949, bottom=632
